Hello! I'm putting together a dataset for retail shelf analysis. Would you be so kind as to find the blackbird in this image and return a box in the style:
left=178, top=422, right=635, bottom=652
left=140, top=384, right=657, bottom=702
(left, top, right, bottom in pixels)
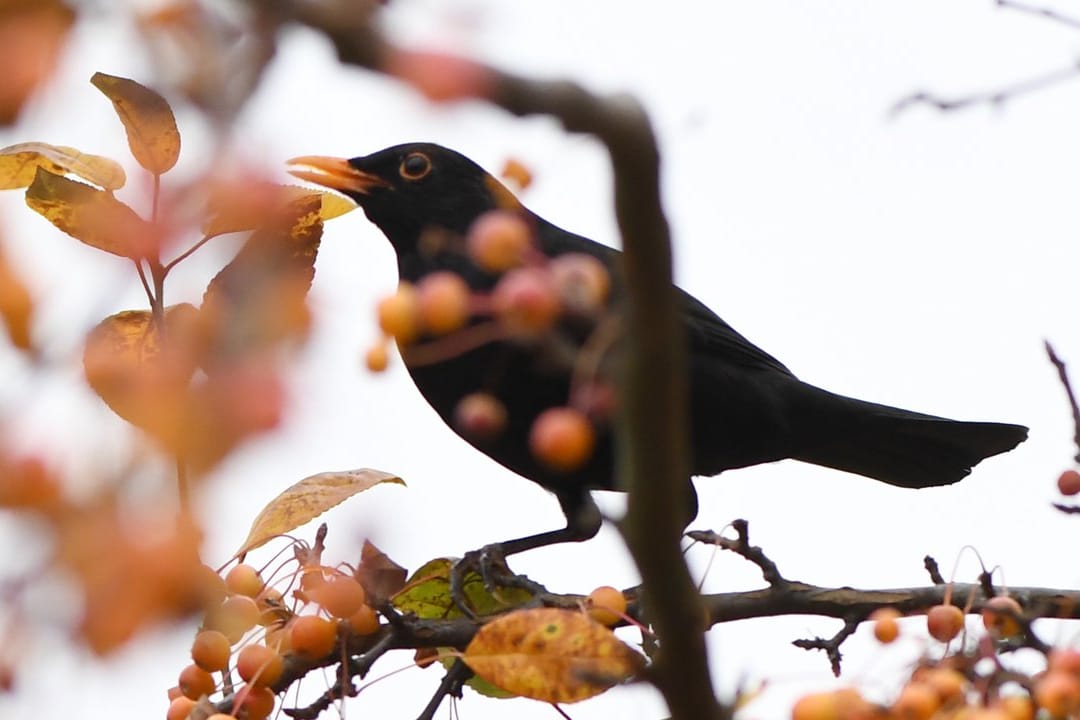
left=289, top=143, right=1027, bottom=556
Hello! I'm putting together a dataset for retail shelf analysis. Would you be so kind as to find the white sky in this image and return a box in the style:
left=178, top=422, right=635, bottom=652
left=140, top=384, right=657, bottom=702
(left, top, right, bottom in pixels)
left=2, top=1, right=1080, bottom=719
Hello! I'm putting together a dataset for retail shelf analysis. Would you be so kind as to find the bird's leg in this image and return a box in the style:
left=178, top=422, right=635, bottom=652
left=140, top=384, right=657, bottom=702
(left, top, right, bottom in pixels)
left=449, top=492, right=602, bottom=617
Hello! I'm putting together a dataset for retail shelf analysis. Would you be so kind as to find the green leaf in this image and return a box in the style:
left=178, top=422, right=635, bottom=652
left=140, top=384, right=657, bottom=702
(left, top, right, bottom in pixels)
left=391, top=558, right=534, bottom=620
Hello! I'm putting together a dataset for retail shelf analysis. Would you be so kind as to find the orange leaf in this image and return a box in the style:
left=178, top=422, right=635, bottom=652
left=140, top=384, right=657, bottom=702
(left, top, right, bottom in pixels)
left=235, top=469, right=404, bottom=557
left=200, top=194, right=323, bottom=363
left=0, top=142, right=126, bottom=189
left=26, top=168, right=154, bottom=258
left=90, top=71, right=180, bottom=175
left=463, top=608, right=645, bottom=704
left=0, top=2, right=73, bottom=126
left=82, top=304, right=200, bottom=434
left=0, top=240, right=34, bottom=351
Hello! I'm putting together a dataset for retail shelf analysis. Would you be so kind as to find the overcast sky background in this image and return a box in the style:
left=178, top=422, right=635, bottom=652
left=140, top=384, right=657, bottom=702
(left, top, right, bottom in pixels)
left=2, top=1, right=1080, bottom=718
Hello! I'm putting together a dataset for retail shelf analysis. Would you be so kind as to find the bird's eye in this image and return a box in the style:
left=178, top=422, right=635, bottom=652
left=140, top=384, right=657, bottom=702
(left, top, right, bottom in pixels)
left=400, top=152, right=432, bottom=180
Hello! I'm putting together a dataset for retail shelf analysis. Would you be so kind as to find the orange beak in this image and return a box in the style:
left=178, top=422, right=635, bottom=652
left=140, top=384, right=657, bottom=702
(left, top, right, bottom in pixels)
left=286, top=155, right=391, bottom=195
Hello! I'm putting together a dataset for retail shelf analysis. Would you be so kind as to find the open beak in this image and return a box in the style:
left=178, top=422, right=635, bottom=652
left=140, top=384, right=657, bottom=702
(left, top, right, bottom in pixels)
left=286, top=156, right=391, bottom=195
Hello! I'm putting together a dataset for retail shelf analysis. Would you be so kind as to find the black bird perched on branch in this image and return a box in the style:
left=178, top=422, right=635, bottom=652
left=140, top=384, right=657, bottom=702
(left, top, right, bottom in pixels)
left=289, top=142, right=1027, bottom=558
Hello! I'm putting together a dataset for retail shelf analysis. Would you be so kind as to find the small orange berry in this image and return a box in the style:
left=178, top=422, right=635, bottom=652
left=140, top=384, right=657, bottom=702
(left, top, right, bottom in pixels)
left=225, top=564, right=263, bottom=598
left=236, top=684, right=275, bottom=720
left=892, top=682, right=940, bottom=720
left=1034, top=670, right=1080, bottom=718
left=191, top=629, right=231, bottom=672
left=927, top=604, right=965, bottom=643
left=529, top=406, right=595, bottom=472
left=466, top=210, right=531, bottom=272
left=549, top=253, right=610, bottom=314
left=870, top=607, right=901, bottom=643
left=347, top=605, right=380, bottom=636
left=982, top=595, right=1023, bottom=638
left=417, top=271, right=470, bottom=335
left=167, top=696, right=196, bottom=720
left=376, top=283, right=421, bottom=343
left=288, top=615, right=337, bottom=659
left=236, top=644, right=283, bottom=687
left=177, top=663, right=215, bottom=700
left=309, top=574, right=366, bottom=619
left=585, top=586, right=627, bottom=626
left=365, top=341, right=390, bottom=372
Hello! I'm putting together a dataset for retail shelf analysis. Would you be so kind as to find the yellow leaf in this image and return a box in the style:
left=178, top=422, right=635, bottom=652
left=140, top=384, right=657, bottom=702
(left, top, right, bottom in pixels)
left=202, top=184, right=356, bottom=237
left=90, top=72, right=180, bottom=175
left=235, top=470, right=405, bottom=557
left=463, top=608, right=645, bottom=704
left=0, top=142, right=126, bottom=189
left=26, top=168, right=154, bottom=258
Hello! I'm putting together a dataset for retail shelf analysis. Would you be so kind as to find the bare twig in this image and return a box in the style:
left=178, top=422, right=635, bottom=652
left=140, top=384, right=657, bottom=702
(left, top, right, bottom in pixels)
left=997, top=0, right=1080, bottom=30
left=687, top=519, right=788, bottom=588
left=891, top=63, right=1080, bottom=115
left=1046, top=341, right=1080, bottom=462
left=792, top=615, right=861, bottom=677
left=924, top=556, right=946, bottom=585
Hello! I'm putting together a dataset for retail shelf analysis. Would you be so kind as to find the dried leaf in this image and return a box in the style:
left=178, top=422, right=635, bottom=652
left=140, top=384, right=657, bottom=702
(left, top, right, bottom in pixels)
left=26, top=168, right=154, bottom=258
left=90, top=71, right=180, bottom=175
left=200, top=194, right=322, bottom=363
left=82, top=304, right=199, bottom=434
left=203, top=183, right=356, bottom=237
left=355, top=540, right=408, bottom=607
left=0, top=142, right=126, bottom=189
left=392, top=558, right=532, bottom=620
left=463, top=608, right=645, bottom=704
left=235, top=469, right=404, bottom=557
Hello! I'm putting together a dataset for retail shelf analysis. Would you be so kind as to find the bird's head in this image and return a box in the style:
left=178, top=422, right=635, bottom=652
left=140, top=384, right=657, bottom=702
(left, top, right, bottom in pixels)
left=288, top=143, right=522, bottom=255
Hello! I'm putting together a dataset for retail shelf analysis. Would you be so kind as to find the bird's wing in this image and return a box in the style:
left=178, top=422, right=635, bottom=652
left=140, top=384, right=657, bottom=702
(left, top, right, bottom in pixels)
left=534, top=217, right=794, bottom=376
left=678, top=289, right=796, bottom=377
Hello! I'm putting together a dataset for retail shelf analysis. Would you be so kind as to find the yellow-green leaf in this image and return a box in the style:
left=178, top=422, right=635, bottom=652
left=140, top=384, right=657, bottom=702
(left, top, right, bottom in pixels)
left=392, top=558, right=533, bottom=620
left=463, top=608, right=645, bottom=704
left=235, top=469, right=405, bottom=557
left=0, top=142, right=126, bottom=190
left=26, top=168, right=153, bottom=258
left=90, top=72, right=180, bottom=175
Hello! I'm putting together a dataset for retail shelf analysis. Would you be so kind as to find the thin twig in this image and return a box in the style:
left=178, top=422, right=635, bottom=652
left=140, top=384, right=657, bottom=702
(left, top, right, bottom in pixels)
left=891, top=63, right=1080, bottom=115
left=998, top=0, right=1080, bottom=30
left=1046, top=340, right=1080, bottom=462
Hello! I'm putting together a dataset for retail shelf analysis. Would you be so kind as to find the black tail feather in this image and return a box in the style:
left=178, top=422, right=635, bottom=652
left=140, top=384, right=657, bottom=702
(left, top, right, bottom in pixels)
left=790, top=387, right=1028, bottom=489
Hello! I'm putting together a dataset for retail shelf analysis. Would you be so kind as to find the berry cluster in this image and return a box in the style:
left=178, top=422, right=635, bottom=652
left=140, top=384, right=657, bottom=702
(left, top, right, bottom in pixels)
left=167, top=561, right=380, bottom=720
left=366, top=208, right=613, bottom=473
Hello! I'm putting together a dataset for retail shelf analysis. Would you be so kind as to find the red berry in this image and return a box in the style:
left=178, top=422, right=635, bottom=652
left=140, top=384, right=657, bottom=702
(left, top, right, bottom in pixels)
left=1058, top=469, right=1080, bottom=496
left=492, top=267, right=560, bottom=335
left=454, top=392, right=507, bottom=441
